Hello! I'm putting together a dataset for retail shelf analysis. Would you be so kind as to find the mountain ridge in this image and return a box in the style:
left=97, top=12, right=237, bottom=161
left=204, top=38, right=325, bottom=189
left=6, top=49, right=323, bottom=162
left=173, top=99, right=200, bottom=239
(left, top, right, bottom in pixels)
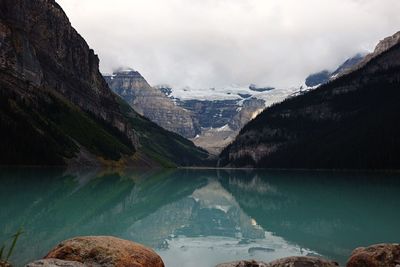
left=107, top=70, right=267, bottom=154
left=0, top=0, right=209, bottom=167
left=219, top=31, right=400, bottom=169
left=105, top=70, right=200, bottom=138
left=305, top=53, right=365, bottom=87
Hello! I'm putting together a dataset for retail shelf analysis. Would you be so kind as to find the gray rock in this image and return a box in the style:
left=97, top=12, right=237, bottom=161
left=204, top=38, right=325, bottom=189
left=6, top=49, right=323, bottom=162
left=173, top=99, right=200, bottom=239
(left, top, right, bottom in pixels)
left=25, top=259, right=85, bottom=267
left=105, top=70, right=199, bottom=138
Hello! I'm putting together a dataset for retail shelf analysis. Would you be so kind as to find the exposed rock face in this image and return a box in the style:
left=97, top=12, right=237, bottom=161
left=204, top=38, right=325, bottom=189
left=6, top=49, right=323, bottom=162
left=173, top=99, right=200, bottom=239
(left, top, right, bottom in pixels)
left=45, top=236, right=164, bottom=267
left=0, top=0, right=137, bottom=144
left=177, top=99, right=241, bottom=130
left=178, top=98, right=265, bottom=154
left=105, top=70, right=199, bottom=138
left=107, top=70, right=266, bottom=153
left=176, top=97, right=264, bottom=132
left=0, top=0, right=209, bottom=166
left=0, top=0, right=140, bottom=165
left=269, top=257, right=338, bottom=267
left=346, top=244, right=400, bottom=267
left=26, top=259, right=85, bottom=267
left=352, top=31, right=400, bottom=72
left=220, top=31, right=400, bottom=169
left=229, top=98, right=265, bottom=131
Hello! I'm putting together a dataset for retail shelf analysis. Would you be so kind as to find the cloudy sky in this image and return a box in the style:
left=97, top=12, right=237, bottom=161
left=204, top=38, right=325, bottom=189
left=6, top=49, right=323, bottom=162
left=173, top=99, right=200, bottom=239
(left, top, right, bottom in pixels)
left=57, top=0, right=400, bottom=89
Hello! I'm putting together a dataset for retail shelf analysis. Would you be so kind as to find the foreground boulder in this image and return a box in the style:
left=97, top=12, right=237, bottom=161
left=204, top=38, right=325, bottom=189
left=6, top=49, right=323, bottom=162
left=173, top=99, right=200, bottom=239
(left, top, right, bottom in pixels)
left=216, top=257, right=339, bottom=267
left=44, top=236, right=164, bottom=267
left=347, top=243, right=400, bottom=267
left=26, top=259, right=85, bottom=267
left=269, top=256, right=338, bottom=267
left=216, top=260, right=269, bottom=267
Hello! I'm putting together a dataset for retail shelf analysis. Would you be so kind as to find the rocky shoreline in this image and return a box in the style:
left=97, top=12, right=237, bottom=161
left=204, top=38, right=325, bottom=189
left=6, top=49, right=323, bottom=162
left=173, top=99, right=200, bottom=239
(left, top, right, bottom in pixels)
left=1, top=236, right=398, bottom=267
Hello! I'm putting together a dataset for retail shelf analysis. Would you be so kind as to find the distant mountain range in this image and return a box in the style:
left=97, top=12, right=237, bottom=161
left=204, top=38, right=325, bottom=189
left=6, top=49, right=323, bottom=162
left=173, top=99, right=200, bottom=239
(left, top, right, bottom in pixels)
left=0, top=0, right=209, bottom=167
left=105, top=47, right=397, bottom=157
left=105, top=71, right=267, bottom=154
left=105, top=54, right=372, bottom=155
left=220, top=31, right=400, bottom=169
left=2, top=0, right=399, bottom=170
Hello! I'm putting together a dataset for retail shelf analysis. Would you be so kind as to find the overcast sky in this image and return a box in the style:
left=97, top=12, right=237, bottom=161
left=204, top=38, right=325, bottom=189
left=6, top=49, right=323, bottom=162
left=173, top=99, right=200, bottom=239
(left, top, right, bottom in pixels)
left=57, top=0, right=400, bottom=89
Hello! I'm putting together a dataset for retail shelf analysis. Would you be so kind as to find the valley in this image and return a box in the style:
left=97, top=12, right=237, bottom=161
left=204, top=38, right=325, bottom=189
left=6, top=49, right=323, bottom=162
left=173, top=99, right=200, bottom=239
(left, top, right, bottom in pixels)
left=0, top=0, right=399, bottom=170
left=1, top=1, right=400, bottom=267
left=105, top=53, right=366, bottom=155
left=0, top=0, right=209, bottom=168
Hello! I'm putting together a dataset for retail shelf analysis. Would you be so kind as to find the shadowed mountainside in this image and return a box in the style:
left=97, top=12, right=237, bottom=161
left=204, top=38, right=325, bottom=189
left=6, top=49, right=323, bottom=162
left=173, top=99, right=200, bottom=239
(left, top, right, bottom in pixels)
left=0, top=0, right=209, bottom=167
left=220, top=31, right=400, bottom=170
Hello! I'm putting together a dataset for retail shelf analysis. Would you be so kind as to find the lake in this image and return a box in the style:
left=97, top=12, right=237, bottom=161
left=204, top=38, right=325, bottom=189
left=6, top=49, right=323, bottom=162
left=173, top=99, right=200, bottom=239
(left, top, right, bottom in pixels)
left=0, top=168, right=399, bottom=267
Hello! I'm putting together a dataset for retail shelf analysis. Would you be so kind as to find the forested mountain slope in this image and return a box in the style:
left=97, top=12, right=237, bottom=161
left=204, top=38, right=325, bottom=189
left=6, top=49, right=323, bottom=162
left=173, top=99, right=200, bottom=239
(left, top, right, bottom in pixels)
left=220, top=31, right=400, bottom=170
left=0, top=0, right=208, bottom=167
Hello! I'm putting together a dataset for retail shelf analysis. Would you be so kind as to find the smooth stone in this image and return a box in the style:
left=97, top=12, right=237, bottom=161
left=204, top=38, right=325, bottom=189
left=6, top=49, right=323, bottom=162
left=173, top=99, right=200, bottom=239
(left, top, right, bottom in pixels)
left=44, top=236, right=164, bottom=267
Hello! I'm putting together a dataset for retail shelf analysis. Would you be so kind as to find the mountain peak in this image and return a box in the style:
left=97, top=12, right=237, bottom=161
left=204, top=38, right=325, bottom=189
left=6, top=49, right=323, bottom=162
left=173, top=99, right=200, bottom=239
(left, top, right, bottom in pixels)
left=347, top=31, right=400, bottom=73
left=113, top=67, right=142, bottom=76
left=104, top=68, right=150, bottom=88
left=374, top=31, right=400, bottom=55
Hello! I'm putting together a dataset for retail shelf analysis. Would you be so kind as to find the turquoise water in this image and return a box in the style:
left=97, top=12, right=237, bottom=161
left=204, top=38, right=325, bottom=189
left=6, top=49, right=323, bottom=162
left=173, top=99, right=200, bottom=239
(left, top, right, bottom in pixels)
left=0, top=169, right=399, bottom=267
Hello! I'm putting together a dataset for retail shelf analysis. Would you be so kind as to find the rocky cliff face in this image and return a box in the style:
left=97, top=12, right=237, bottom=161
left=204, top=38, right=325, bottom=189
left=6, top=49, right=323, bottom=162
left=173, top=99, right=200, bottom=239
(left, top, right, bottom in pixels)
left=0, top=0, right=136, bottom=142
left=352, top=31, right=400, bottom=71
left=176, top=97, right=265, bottom=154
left=108, top=72, right=266, bottom=154
left=229, top=98, right=265, bottom=131
left=0, top=0, right=209, bottom=166
left=220, top=31, right=400, bottom=169
left=187, top=98, right=265, bottom=154
left=0, top=0, right=140, bottom=165
left=105, top=70, right=199, bottom=138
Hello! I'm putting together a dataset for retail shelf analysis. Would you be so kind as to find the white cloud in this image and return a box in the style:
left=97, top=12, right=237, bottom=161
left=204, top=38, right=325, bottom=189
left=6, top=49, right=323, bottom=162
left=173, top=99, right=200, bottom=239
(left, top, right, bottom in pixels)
left=57, top=0, right=400, bottom=88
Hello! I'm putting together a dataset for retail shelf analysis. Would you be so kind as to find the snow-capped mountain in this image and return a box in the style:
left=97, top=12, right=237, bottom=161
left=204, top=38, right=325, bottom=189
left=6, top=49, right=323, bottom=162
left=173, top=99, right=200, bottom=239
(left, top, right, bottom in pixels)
left=160, top=83, right=300, bottom=107
left=106, top=53, right=368, bottom=154
left=154, top=84, right=302, bottom=154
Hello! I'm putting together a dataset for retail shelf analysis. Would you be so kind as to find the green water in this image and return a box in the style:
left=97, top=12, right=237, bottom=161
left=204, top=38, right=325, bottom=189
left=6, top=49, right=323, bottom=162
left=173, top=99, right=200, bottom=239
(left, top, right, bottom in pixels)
left=0, top=169, right=399, bottom=267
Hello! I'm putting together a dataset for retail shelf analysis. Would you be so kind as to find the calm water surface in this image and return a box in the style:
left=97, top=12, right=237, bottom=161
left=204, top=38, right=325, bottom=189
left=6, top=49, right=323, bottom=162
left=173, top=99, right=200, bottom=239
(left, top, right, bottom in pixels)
left=0, top=169, right=399, bottom=267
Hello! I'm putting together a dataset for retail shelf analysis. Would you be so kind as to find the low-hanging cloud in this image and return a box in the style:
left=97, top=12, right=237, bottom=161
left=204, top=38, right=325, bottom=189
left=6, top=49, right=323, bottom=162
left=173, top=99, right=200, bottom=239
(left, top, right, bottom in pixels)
left=57, top=0, right=400, bottom=89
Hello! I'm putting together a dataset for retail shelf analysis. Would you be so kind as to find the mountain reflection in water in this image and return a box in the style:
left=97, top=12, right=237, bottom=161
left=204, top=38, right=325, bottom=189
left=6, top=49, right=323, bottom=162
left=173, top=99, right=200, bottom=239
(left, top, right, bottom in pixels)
left=0, top=168, right=399, bottom=267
